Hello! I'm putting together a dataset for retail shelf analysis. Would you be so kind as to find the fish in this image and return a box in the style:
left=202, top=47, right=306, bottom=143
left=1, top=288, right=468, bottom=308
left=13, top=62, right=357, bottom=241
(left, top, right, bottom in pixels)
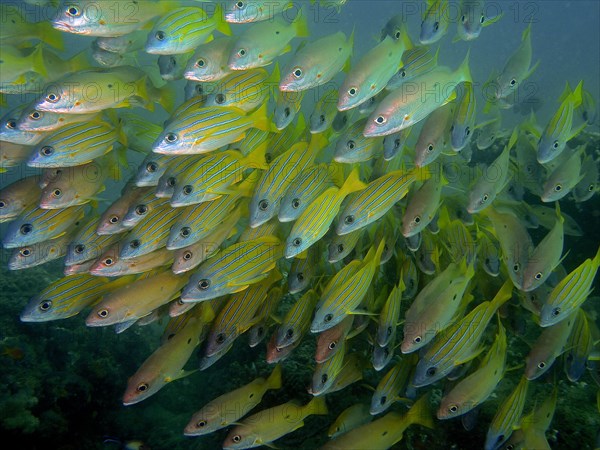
left=364, top=51, right=471, bottom=136
left=158, top=52, right=194, bottom=82
left=0, top=175, right=42, bottom=223
left=437, top=320, right=507, bottom=419
left=122, top=304, right=214, bottom=405
left=484, top=376, right=529, bottom=450
left=386, top=45, right=439, bottom=90
left=249, top=137, right=324, bottom=228
left=153, top=103, right=273, bottom=155
left=0, top=43, right=48, bottom=85
left=227, top=14, right=309, bottom=70
left=337, top=31, right=412, bottom=111
left=28, top=119, right=125, bottom=168
left=450, top=81, right=477, bottom=151
left=541, top=146, right=585, bottom=202
left=334, top=118, right=384, bottom=163
left=420, top=0, right=450, bottom=44
left=154, top=154, right=207, bottom=199
left=224, top=0, right=294, bottom=24
left=288, top=244, right=320, bottom=294
left=412, top=279, right=513, bottom=387
left=285, top=167, right=366, bottom=258
left=1, top=104, right=45, bottom=146
left=248, top=286, right=284, bottom=347
left=494, top=24, right=540, bottom=101
left=181, top=236, right=283, bottom=302
left=414, top=102, right=454, bottom=168
left=539, top=245, right=600, bottom=327
left=183, top=365, right=282, bottom=436
left=32, top=66, right=174, bottom=114
left=16, top=107, right=98, bottom=133
left=96, top=185, right=153, bottom=235
left=315, top=316, right=354, bottom=364
left=521, top=203, right=564, bottom=292
left=121, top=190, right=170, bottom=229
left=145, top=5, right=231, bottom=55
left=89, top=245, right=173, bottom=277
left=311, top=240, right=385, bottom=333
left=222, top=396, right=328, bottom=449
left=95, top=30, right=148, bottom=54
left=524, top=309, right=578, bottom=380
left=275, top=289, right=318, bottom=349
left=336, top=167, right=428, bottom=236
left=401, top=169, right=445, bottom=237
left=321, top=394, right=433, bottom=450
left=85, top=269, right=191, bottom=327
left=328, top=403, right=372, bottom=438
left=1, top=4, right=64, bottom=49
left=455, top=0, right=503, bottom=42
left=8, top=232, right=73, bottom=270
left=563, top=308, right=594, bottom=382
left=309, top=88, right=339, bottom=134
left=327, top=228, right=364, bottom=263
left=311, top=340, right=347, bottom=396
left=376, top=283, right=402, bottom=347
left=52, top=0, right=176, bottom=37
left=65, top=215, right=121, bottom=266
left=370, top=354, right=416, bottom=415
left=279, top=30, right=354, bottom=92
left=184, top=36, right=237, bottom=82
left=2, top=204, right=85, bottom=249
left=20, top=273, right=130, bottom=322
left=572, top=153, right=599, bottom=202
left=537, top=81, right=586, bottom=164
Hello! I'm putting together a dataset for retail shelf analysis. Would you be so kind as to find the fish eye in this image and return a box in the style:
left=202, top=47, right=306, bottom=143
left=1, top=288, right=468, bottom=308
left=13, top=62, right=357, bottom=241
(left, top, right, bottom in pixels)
left=552, top=140, right=559, bottom=149
left=196, top=58, right=205, bottom=68
left=328, top=340, right=337, bottom=350
left=513, top=263, right=520, bottom=272
left=448, top=404, right=458, bottom=413
left=283, top=107, right=290, bottom=117
left=380, top=395, right=387, bottom=405
left=155, top=31, right=166, bottom=41
left=180, top=227, right=191, bottom=237
left=165, top=132, right=178, bottom=143
left=537, top=361, right=546, bottom=369
left=66, top=5, right=81, bottom=16
left=183, top=251, right=193, bottom=260
left=265, top=153, right=273, bottom=164
left=20, top=248, right=31, bottom=257
left=375, top=115, right=386, bottom=125
left=394, top=31, right=401, bottom=39
left=0, top=200, right=5, bottom=208
left=319, top=114, right=326, bottom=124
left=321, top=373, right=328, bottom=385
left=215, top=93, right=226, bottom=104
left=74, top=244, right=85, bottom=253
left=296, top=272, right=304, bottom=281
left=324, top=313, right=333, bottom=323
left=135, top=204, right=148, bottom=215
left=129, top=239, right=140, bottom=249
left=136, top=382, right=149, bottom=392
left=97, top=308, right=109, bottom=318
left=386, top=326, right=393, bottom=336
left=258, top=199, right=269, bottom=211
left=394, top=138, right=401, bottom=148
left=480, top=15, right=485, bottom=23
left=427, top=144, right=434, bottom=152
left=198, top=279, right=210, bottom=290
left=292, top=237, right=302, bottom=247
left=344, top=215, right=355, bottom=225
left=109, top=215, right=119, bottom=224
left=465, top=127, right=471, bottom=136
left=167, top=177, right=176, bottom=187
left=5, top=119, right=17, bottom=129
left=510, top=79, right=517, bottom=86
left=588, top=184, right=595, bottom=192
left=292, top=67, right=303, bottom=78
left=461, top=15, right=466, bottom=23
left=413, top=215, right=421, bottom=224
left=348, top=87, right=358, bottom=97
left=414, top=336, right=422, bottom=343
left=506, top=445, right=515, bottom=450
left=286, top=328, right=294, bottom=338
left=399, top=68, right=406, bottom=78
left=103, top=257, right=114, bottom=266
left=46, top=93, right=60, bottom=103
left=216, top=333, right=226, bottom=344
left=232, top=435, right=241, bottom=443
left=426, top=367, right=436, bottom=377
left=30, top=111, right=42, bottom=120
left=146, top=162, right=158, bottom=172
left=236, top=1, right=244, bottom=8
left=41, top=146, right=54, bottom=156
left=553, top=184, right=562, bottom=192
left=433, top=21, right=439, bottom=31
left=20, top=223, right=33, bottom=235
left=482, top=194, right=489, bottom=202
left=551, top=307, right=561, bottom=316
left=534, top=272, right=543, bottom=280
left=182, top=185, right=193, bottom=195
left=39, top=300, right=52, bottom=311
left=346, top=140, right=355, bottom=150
left=337, top=244, right=344, bottom=253
left=197, top=420, right=207, bottom=428
left=450, top=125, right=455, bottom=132
left=51, top=188, right=61, bottom=198
left=237, top=48, right=246, bottom=57
left=292, top=198, right=300, bottom=209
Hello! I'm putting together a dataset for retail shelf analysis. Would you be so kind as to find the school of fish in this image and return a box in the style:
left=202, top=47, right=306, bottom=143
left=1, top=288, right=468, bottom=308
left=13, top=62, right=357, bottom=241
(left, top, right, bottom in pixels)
left=1, top=0, right=599, bottom=449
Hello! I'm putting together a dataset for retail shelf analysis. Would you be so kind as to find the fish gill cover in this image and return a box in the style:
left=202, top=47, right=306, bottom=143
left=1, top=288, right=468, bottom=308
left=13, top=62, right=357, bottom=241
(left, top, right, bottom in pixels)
left=0, top=0, right=599, bottom=449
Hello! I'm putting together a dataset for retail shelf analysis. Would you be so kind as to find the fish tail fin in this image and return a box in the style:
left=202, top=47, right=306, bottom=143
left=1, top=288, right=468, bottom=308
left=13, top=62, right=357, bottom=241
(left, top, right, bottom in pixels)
left=593, top=245, right=600, bottom=268
left=243, top=135, right=269, bottom=170
left=213, top=3, right=232, bottom=36
left=41, top=22, right=64, bottom=50
left=294, top=8, right=310, bottom=38
left=304, top=396, right=328, bottom=417
left=158, top=83, right=177, bottom=114
left=31, top=43, right=48, bottom=78
left=68, top=49, right=91, bottom=73
left=490, top=279, right=513, bottom=312
left=522, top=22, right=532, bottom=42
left=457, top=48, right=472, bottom=84
left=405, top=394, right=435, bottom=429
left=250, top=102, right=274, bottom=132
left=339, top=166, right=367, bottom=197
left=399, top=26, right=413, bottom=51
left=266, top=363, right=283, bottom=390
left=570, top=80, right=584, bottom=109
